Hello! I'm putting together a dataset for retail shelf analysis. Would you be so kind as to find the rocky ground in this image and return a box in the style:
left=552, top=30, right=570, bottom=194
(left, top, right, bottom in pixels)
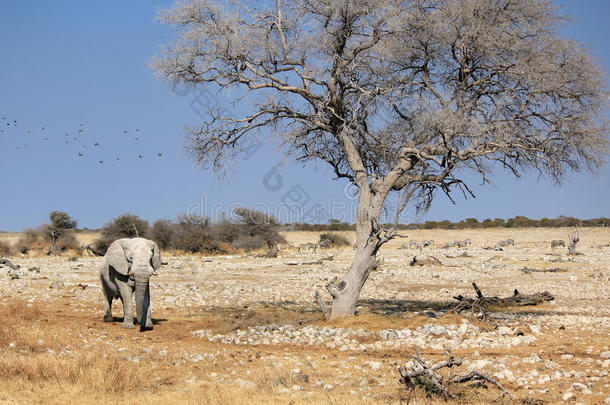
left=0, top=228, right=609, bottom=404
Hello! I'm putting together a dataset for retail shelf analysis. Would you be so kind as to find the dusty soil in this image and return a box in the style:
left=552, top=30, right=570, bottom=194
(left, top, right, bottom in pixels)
left=0, top=228, right=609, bottom=404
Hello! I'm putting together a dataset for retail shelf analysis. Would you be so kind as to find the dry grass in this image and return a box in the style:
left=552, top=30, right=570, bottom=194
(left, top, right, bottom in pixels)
left=1, top=227, right=609, bottom=404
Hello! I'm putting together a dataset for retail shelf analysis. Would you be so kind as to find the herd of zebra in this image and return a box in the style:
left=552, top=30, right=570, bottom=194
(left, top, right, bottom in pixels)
left=291, top=237, right=573, bottom=252
left=399, top=238, right=570, bottom=250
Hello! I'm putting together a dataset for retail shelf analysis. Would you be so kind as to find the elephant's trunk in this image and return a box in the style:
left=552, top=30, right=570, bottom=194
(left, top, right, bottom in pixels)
left=134, top=270, right=151, bottom=330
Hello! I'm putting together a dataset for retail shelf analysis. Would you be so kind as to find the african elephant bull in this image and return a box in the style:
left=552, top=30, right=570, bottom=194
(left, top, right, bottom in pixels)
left=99, top=237, right=162, bottom=330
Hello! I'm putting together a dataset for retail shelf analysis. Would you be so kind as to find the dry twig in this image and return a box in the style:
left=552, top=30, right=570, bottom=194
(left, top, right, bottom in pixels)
left=398, top=350, right=512, bottom=401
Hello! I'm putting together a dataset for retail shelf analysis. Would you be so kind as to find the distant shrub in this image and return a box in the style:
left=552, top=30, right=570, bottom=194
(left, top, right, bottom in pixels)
left=232, top=208, right=286, bottom=249
left=171, top=214, right=210, bottom=253
left=208, top=219, right=240, bottom=244
left=150, top=219, right=175, bottom=249
left=43, top=211, right=78, bottom=254
left=55, top=230, right=80, bottom=251
left=93, top=214, right=150, bottom=255
left=319, top=233, right=351, bottom=247
left=15, top=228, right=45, bottom=254
left=0, top=240, right=13, bottom=256
left=327, top=219, right=352, bottom=231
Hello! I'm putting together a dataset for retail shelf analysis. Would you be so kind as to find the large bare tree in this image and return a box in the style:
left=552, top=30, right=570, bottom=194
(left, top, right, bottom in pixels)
left=154, top=0, right=608, bottom=317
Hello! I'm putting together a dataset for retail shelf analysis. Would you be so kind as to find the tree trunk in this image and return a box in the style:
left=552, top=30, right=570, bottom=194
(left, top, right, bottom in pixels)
left=328, top=189, right=381, bottom=318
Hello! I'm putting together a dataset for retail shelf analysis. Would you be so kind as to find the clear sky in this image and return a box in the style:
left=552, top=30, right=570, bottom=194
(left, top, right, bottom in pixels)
left=0, top=0, right=608, bottom=232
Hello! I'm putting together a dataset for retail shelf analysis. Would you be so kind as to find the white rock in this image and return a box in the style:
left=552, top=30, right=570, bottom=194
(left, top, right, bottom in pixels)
left=562, top=391, right=574, bottom=401
left=561, top=354, right=574, bottom=360
left=292, top=385, right=302, bottom=391
left=601, top=351, right=610, bottom=359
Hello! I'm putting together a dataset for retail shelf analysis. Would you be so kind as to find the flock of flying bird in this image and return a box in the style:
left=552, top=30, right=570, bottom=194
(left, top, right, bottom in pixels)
left=0, top=115, right=163, bottom=164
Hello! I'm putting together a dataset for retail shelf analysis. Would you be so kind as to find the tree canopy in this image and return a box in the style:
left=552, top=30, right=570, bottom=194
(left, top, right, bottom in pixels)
left=155, top=0, right=609, bottom=317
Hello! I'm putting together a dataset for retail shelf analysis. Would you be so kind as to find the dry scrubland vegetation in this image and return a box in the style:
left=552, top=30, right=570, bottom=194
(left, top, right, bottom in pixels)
left=1, top=227, right=609, bottom=404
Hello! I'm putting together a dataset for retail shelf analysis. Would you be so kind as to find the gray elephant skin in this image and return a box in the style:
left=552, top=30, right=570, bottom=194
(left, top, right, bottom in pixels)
left=99, top=237, right=162, bottom=330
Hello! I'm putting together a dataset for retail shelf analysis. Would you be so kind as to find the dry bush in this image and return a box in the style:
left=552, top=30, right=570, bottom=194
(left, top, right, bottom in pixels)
left=150, top=219, right=175, bottom=249
left=319, top=233, right=351, bottom=247
left=55, top=230, right=80, bottom=251
left=0, top=239, right=14, bottom=256
left=233, top=208, right=286, bottom=249
left=207, top=209, right=286, bottom=251
left=93, top=214, right=150, bottom=255
left=15, top=228, right=46, bottom=254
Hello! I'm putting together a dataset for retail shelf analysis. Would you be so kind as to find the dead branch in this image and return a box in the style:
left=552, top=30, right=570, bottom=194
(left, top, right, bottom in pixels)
left=520, top=267, right=566, bottom=274
left=409, top=256, right=442, bottom=266
left=452, top=283, right=554, bottom=314
left=398, top=350, right=512, bottom=401
left=450, top=370, right=512, bottom=402
left=568, top=227, right=581, bottom=255
left=0, top=258, right=20, bottom=270
left=84, top=244, right=104, bottom=257
left=284, top=255, right=334, bottom=266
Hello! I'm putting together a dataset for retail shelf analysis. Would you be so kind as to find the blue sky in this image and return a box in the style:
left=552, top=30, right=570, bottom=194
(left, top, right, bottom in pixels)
left=0, top=0, right=608, bottom=231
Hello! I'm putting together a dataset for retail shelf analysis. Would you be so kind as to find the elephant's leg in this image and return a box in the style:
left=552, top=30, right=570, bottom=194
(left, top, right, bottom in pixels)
left=142, top=285, right=153, bottom=329
left=100, top=267, right=116, bottom=322
left=101, top=279, right=114, bottom=322
left=117, top=283, right=135, bottom=329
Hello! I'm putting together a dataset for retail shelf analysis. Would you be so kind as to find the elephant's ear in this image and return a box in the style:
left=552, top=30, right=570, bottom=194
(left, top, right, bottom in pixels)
left=149, top=240, right=162, bottom=271
left=106, top=239, right=129, bottom=275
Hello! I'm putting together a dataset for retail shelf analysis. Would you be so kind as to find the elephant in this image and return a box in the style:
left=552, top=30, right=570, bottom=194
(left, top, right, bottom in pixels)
left=99, top=237, right=162, bottom=330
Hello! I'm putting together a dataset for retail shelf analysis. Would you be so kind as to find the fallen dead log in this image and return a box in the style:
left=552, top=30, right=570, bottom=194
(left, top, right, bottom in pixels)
left=285, top=255, right=334, bottom=266
left=409, top=255, right=442, bottom=266
left=452, top=282, right=554, bottom=314
left=398, top=349, right=512, bottom=402
left=84, top=244, right=104, bottom=257
left=0, top=258, right=20, bottom=270
left=520, top=266, right=566, bottom=274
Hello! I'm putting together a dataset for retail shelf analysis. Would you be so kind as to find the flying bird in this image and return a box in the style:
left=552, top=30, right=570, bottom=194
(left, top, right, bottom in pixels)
left=94, top=142, right=99, bottom=147
left=98, top=160, right=103, bottom=164
left=157, top=153, right=162, bottom=157
left=134, top=137, right=139, bottom=141
left=78, top=153, right=83, bottom=157
left=123, top=130, right=128, bottom=134
left=138, top=154, right=143, bottom=158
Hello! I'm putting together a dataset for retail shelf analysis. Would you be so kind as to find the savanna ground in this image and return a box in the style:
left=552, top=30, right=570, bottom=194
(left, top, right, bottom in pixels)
left=0, top=228, right=609, bottom=404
